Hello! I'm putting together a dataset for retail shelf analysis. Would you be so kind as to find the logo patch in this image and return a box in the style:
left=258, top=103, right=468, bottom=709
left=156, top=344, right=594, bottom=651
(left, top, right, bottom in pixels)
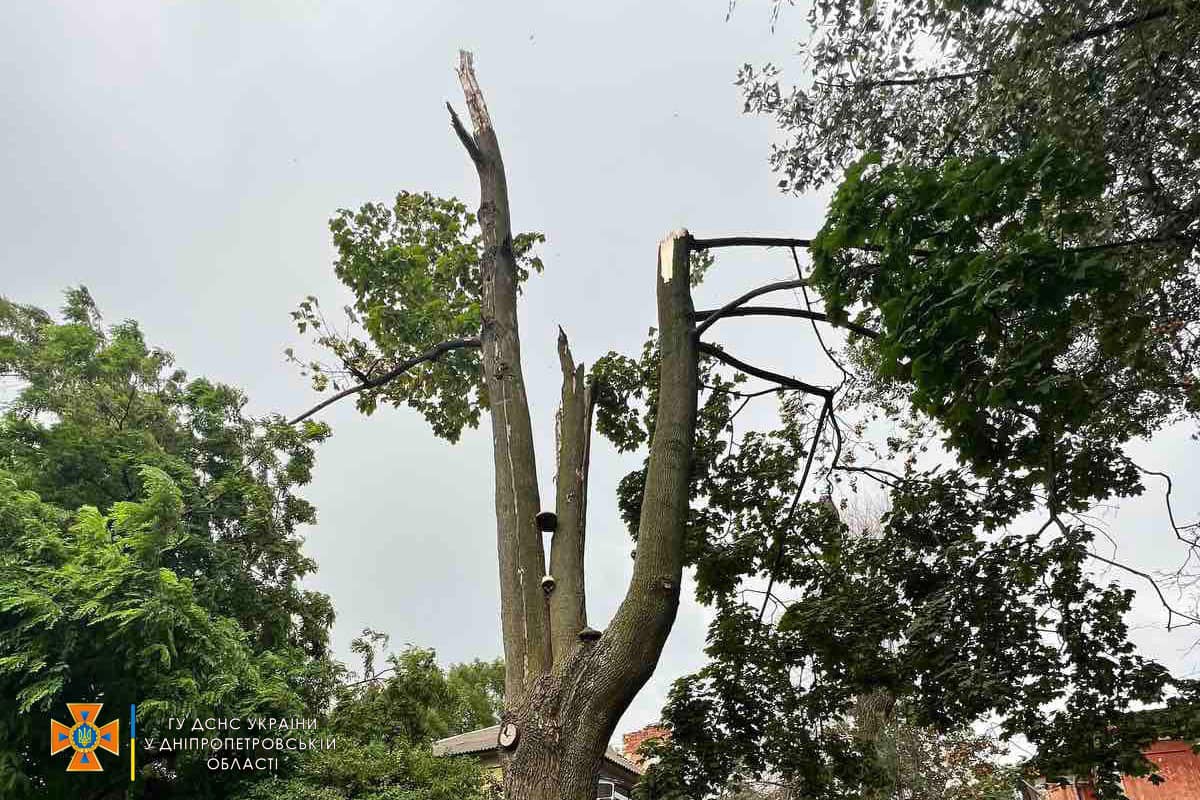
left=50, top=703, right=119, bottom=772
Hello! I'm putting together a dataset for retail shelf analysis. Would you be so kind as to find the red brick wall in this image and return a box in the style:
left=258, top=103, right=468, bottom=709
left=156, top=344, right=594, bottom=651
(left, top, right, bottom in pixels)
left=622, top=725, right=670, bottom=769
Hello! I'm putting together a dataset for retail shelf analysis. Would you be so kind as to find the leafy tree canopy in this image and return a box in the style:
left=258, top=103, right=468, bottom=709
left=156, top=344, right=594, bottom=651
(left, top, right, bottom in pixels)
left=289, top=191, right=544, bottom=442
left=633, top=3, right=1200, bottom=797
left=0, top=289, right=337, bottom=798
left=741, top=0, right=1199, bottom=242
left=233, top=632, right=503, bottom=800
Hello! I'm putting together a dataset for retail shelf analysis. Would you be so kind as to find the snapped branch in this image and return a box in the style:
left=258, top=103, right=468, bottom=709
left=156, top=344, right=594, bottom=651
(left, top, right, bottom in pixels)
left=446, top=102, right=483, bottom=165
left=549, top=327, right=594, bottom=665
left=451, top=50, right=550, bottom=700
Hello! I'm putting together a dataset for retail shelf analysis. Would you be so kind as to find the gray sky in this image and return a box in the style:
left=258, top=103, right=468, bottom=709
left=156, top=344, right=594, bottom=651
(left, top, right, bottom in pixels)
left=3, top=0, right=1197, bottom=746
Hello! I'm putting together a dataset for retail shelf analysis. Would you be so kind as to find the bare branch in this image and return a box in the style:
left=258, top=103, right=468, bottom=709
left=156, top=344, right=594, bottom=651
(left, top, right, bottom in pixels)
left=693, top=305, right=880, bottom=340
left=446, top=102, right=483, bottom=165
left=1087, top=550, right=1200, bottom=630
left=691, top=235, right=815, bottom=250
left=288, top=338, right=480, bottom=425
left=342, top=665, right=397, bottom=688
left=814, top=69, right=989, bottom=90
left=695, top=279, right=806, bottom=338
left=1127, top=459, right=1200, bottom=548
left=689, top=233, right=1177, bottom=260
left=690, top=235, right=932, bottom=258
left=1064, top=5, right=1173, bottom=44
left=788, top=246, right=853, bottom=397
left=698, top=341, right=833, bottom=399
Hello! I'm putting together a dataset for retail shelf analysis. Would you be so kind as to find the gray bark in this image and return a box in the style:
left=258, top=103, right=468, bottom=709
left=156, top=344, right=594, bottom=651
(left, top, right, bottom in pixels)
left=499, top=231, right=697, bottom=800
left=451, top=51, right=550, bottom=700
left=450, top=51, right=698, bottom=799
left=549, top=329, right=593, bottom=665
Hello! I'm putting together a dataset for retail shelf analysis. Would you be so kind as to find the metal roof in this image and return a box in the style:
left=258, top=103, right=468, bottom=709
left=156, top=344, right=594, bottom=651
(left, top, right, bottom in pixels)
left=433, top=724, right=644, bottom=775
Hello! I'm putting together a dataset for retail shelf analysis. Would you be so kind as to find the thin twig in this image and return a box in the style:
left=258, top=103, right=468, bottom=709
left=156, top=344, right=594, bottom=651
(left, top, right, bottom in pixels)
left=288, top=338, right=481, bottom=425
left=756, top=397, right=833, bottom=627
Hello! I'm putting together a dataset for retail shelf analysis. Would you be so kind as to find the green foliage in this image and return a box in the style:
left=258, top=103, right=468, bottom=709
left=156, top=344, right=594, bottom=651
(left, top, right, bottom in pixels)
left=689, top=250, right=716, bottom=289
left=0, top=289, right=505, bottom=800
left=640, top=473, right=1187, bottom=797
left=619, top=145, right=1198, bottom=793
left=329, top=631, right=504, bottom=746
left=642, top=5, right=1200, bottom=797
left=812, top=141, right=1198, bottom=510
left=592, top=335, right=661, bottom=454
left=739, top=0, right=1200, bottom=252
left=0, top=464, right=332, bottom=798
left=232, top=635, right=501, bottom=800
left=642, top=697, right=1020, bottom=800
left=0, top=290, right=338, bottom=798
left=846, top=699, right=1020, bottom=800
left=291, top=191, right=544, bottom=442
left=233, top=739, right=489, bottom=800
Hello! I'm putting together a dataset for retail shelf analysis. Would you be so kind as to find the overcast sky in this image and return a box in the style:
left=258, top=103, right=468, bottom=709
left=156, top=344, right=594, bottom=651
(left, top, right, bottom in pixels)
left=4, top=0, right=1197, bottom=747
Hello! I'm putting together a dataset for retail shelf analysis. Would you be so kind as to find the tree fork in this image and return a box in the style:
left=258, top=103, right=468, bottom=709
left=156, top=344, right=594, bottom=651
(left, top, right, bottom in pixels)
left=450, top=51, right=699, bottom=798
left=501, top=231, right=698, bottom=800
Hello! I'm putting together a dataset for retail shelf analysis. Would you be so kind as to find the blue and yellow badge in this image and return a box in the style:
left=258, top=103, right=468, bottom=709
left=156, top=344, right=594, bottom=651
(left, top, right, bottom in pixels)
left=50, top=703, right=119, bottom=772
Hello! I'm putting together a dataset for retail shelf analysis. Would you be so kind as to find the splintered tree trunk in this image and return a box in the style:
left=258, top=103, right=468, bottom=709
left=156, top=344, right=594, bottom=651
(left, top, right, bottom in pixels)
left=450, top=52, right=551, bottom=702
left=499, top=233, right=696, bottom=800
left=448, top=51, right=697, bottom=799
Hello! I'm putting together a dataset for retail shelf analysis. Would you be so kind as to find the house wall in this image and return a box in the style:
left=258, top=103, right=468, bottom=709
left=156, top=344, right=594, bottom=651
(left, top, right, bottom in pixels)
left=1044, top=741, right=1200, bottom=800
left=622, top=724, right=670, bottom=770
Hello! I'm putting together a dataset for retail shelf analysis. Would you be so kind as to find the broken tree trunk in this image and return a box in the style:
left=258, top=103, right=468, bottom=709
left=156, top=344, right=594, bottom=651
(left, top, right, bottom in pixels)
left=550, top=329, right=592, bottom=665
left=450, top=51, right=551, bottom=701
left=448, top=51, right=698, bottom=799
left=497, top=232, right=697, bottom=800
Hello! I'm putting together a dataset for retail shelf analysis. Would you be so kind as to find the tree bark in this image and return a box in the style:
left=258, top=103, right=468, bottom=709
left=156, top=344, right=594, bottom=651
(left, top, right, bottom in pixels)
left=451, top=50, right=550, bottom=701
left=450, top=51, right=698, bottom=799
left=499, top=232, right=698, bottom=800
left=549, top=329, right=593, bottom=665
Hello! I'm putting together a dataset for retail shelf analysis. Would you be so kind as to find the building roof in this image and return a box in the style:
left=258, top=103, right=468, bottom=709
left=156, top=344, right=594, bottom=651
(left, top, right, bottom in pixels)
left=433, top=724, right=644, bottom=776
